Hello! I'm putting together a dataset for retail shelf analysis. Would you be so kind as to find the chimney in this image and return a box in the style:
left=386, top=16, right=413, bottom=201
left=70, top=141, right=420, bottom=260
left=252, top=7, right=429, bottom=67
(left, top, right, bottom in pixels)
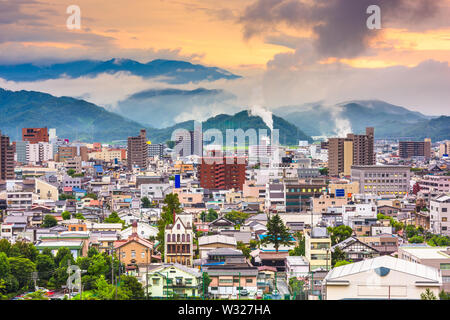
left=131, top=220, right=138, bottom=237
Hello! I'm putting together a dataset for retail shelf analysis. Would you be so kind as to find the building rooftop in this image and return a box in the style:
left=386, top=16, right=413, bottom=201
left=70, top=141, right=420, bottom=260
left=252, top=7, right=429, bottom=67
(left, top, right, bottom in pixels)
left=325, top=255, right=441, bottom=283
left=399, top=246, right=450, bottom=260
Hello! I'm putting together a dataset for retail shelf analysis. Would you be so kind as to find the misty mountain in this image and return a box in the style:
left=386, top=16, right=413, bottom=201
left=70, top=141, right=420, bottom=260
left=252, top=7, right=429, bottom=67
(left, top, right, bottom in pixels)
left=149, top=110, right=312, bottom=145
left=274, top=100, right=435, bottom=138
left=0, top=58, right=241, bottom=84
left=115, top=88, right=238, bottom=128
left=0, top=88, right=144, bottom=142
left=0, top=88, right=310, bottom=145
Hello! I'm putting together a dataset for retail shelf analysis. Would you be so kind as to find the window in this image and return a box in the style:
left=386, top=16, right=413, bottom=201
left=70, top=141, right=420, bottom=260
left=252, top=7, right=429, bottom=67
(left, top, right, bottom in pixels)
left=141, top=251, right=146, bottom=258
left=440, top=263, right=450, bottom=270
left=131, top=250, right=136, bottom=258
left=246, top=279, right=253, bottom=283
left=152, top=278, right=159, bottom=285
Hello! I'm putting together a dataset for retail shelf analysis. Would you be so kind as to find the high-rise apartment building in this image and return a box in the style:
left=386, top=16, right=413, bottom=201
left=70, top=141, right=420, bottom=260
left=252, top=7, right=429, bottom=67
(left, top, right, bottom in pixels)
left=173, top=126, right=203, bottom=157
left=127, top=129, right=148, bottom=170
left=22, top=127, right=49, bottom=144
left=399, top=139, right=431, bottom=160
left=198, top=157, right=246, bottom=190
left=328, top=127, right=375, bottom=177
left=0, top=131, right=15, bottom=180
left=148, top=143, right=165, bottom=158
left=56, top=145, right=88, bottom=162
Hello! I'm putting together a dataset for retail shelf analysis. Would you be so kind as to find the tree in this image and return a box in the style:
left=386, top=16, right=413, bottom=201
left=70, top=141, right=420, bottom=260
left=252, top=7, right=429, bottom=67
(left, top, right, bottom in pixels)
left=201, top=272, right=212, bottom=297
left=319, top=168, right=328, bottom=176
left=94, top=275, right=129, bottom=300
left=157, top=193, right=182, bottom=256
left=0, top=239, right=12, bottom=256
left=421, top=288, right=437, bottom=300
left=439, top=290, right=450, bottom=300
left=55, top=247, right=74, bottom=267
left=84, top=193, right=98, bottom=200
left=0, top=252, right=11, bottom=276
left=327, top=225, right=353, bottom=245
left=8, top=257, right=36, bottom=289
left=409, top=235, right=424, bottom=243
left=59, top=194, right=75, bottom=201
left=261, top=214, right=294, bottom=252
left=62, top=211, right=71, bottom=220
left=75, top=213, right=86, bottom=220
left=42, top=214, right=58, bottom=228
left=334, top=260, right=352, bottom=267
left=141, top=197, right=151, bottom=208
left=120, top=275, right=145, bottom=300
left=104, top=211, right=124, bottom=225
left=237, top=241, right=251, bottom=259
left=224, top=211, right=249, bottom=225
left=10, top=242, right=39, bottom=262
left=331, top=247, right=346, bottom=267
left=24, top=289, right=49, bottom=300
left=427, top=235, right=450, bottom=247
left=201, top=209, right=218, bottom=222
left=67, top=169, right=76, bottom=177
left=289, top=232, right=305, bottom=256
left=36, top=254, right=56, bottom=281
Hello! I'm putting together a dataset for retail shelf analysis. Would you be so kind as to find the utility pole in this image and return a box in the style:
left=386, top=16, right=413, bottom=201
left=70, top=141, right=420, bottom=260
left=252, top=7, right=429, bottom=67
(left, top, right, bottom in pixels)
left=146, top=248, right=149, bottom=300
left=238, top=272, right=241, bottom=300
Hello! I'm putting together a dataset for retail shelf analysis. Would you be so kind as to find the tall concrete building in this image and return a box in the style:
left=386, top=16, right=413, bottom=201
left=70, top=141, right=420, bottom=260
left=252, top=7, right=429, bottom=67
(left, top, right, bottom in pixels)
left=399, top=139, right=431, bottom=160
left=351, top=165, right=410, bottom=196
left=328, top=127, right=375, bottom=177
left=0, top=131, right=15, bottom=180
left=22, top=127, right=49, bottom=144
left=198, top=157, right=246, bottom=190
left=173, top=126, right=203, bottom=157
left=438, top=140, right=450, bottom=158
left=127, top=129, right=148, bottom=170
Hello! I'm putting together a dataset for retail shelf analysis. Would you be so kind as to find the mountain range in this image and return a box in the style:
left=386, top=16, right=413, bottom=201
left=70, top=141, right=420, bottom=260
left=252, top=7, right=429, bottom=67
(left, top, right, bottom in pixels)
left=0, top=88, right=310, bottom=145
left=273, top=100, right=442, bottom=138
left=0, top=58, right=241, bottom=84
left=0, top=87, right=449, bottom=144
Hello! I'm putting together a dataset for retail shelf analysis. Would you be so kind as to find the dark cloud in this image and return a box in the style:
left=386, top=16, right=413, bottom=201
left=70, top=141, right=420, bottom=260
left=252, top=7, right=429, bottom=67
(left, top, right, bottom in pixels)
left=240, top=0, right=447, bottom=58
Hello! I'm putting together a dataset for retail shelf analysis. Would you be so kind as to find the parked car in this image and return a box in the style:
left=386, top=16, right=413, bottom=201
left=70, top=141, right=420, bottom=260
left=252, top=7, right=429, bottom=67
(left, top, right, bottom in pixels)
left=239, top=289, right=249, bottom=296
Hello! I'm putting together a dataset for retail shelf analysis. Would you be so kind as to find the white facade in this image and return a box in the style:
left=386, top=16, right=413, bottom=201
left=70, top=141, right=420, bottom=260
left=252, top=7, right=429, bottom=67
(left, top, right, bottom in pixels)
left=325, top=256, right=442, bottom=300
left=342, top=203, right=377, bottom=226
left=430, top=194, right=450, bottom=236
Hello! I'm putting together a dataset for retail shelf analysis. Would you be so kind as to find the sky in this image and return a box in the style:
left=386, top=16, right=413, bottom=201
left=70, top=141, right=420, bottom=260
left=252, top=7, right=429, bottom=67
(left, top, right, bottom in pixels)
left=0, top=0, right=450, bottom=117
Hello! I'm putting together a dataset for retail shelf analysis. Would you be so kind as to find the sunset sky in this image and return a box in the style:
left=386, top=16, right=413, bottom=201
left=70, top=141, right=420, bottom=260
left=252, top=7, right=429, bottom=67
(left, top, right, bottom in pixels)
left=1, top=0, right=450, bottom=116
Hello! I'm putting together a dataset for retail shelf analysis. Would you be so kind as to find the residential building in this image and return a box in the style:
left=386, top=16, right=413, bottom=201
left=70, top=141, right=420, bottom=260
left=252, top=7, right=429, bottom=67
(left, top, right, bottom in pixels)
left=430, top=194, right=450, bottom=236
left=127, top=129, right=148, bottom=170
left=305, top=227, right=332, bottom=271
left=399, top=139, right=431, bottom=160
left=198, top=157, right=246, bottom=190
left=148, top=143, right=165, bottom=158
left=324, top=256, right=442, bottom=300
left=328, top=127, right=375, bottom=177
left=0, top=131, right=15, bottom=180
left=164, top=213, right=194, bottom=267
left=285, top=256, right=309, bottom=279
left=398, top=246, right=450, bottom=292
left=141, top=263, right=201, bottom=298
left=198, top=234, right=237, bottom=260
left=285, top=182, right=327, bottom=213
left=206, top=256, right=258, bottom=298
left=331, top=236, right=379, bottom=262
left=22, top=127, right=49, bottom=144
